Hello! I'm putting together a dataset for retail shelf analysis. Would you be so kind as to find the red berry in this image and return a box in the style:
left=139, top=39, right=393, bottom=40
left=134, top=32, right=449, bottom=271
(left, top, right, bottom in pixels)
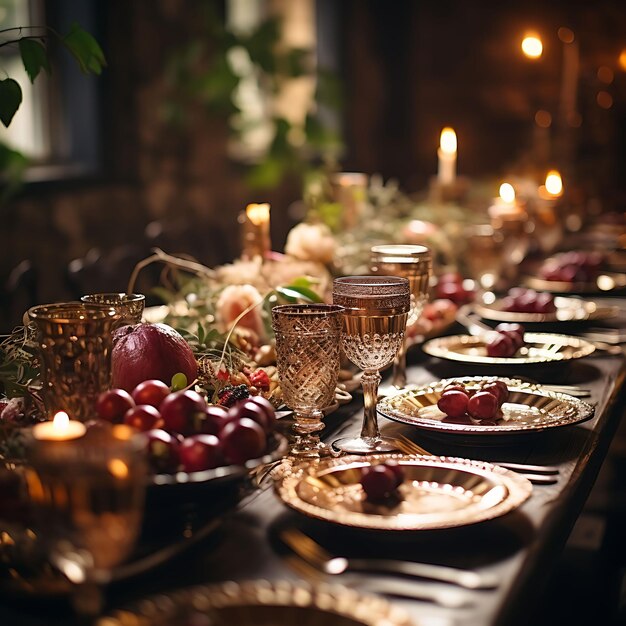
left=180, top=435, right=223, bottom=472
left=360, top=465, right=397, bottom=500
left=220, top=418, right=266, bottom=465
left=132, top=379, right=170, bottom=409
left=383, top=460, right=405, bottom=488
left=96, top=389, right=135, bottom=423
left=229, top=400, right=269, bottom=432
left=143, top=429, right=180, bottom=473
left=442, top=383, right=469, bottom=396
left=249, top=369, right=271, bottom=391
left=486, top=333, right=515, bottom=358
left=124, top=404, right=161, bottom=431
left=467, top=391, right=499, bottom=420
left=160, top=390, right=207, bottom=436
left=437, top=390, right=469, bottom=417
left=246, top=396, right=276, bottom=430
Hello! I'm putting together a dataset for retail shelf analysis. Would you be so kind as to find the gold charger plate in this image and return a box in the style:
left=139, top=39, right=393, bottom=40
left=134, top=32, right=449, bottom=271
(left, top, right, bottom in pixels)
left=524, top=271, right=626, bottom=294
left=473, top=295, right=618, bottom=324
left=377, top=377, right=594, bottom=437
left=275, top=454, right=531, bottom=531
left=100, top=580, right=414, bottom=626
left=421, top=332, right=595, bottom=365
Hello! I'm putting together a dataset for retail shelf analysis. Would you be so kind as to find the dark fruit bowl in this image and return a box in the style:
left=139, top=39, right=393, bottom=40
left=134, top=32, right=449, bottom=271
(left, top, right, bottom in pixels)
left=148, top=432, right=289, bottom=494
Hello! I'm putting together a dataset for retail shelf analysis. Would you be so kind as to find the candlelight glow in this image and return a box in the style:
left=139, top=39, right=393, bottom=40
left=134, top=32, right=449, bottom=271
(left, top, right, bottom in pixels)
left=545, top=171, right=563, bottom=196
left=245, top=203, right=270, bottom=226
left=53, top=411, right=70, bottom=430
left=439, top=128, right=457, bottom=154
left=619, top=49, right=626, bottom=71
left=499, top=183, right=516, bottom=204
left=521, top=35, right=543, bottom=59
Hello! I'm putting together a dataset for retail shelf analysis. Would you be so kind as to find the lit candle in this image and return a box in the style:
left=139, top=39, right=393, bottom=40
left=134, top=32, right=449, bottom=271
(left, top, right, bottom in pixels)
left=330, top=172, right=368, bottom=229
left=437, top=128, right=457, bottom=185
left=240, top=203, right=271, bottom=260
left=32, top=411, right=86, bottom=441
left=544, top=170, right=563, bottom=197
left=499, top=182, right=516, bottom=206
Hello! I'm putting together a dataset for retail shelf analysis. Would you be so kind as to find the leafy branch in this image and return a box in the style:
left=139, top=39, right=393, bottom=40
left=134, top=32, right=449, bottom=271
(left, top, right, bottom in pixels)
left=0, top=23, right=106, bottom=128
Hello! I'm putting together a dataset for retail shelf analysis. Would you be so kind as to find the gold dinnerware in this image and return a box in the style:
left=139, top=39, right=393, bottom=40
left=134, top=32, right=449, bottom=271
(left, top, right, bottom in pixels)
left=377, top=377, right=594, bottom=437
left=422, top=332, right=595, bottom=365
left=275, top=454, right=531, bottom=531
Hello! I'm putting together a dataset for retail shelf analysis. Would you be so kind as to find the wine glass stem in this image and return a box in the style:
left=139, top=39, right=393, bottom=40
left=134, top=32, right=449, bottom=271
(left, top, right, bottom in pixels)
left=391, top=338, right=407, bottom=389
left=360, top=370, right=382, bottom=440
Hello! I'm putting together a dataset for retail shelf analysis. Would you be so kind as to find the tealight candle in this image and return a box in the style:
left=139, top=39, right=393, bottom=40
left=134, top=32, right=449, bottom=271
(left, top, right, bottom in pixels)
left=32, top=411, right=86, bottom=441
left=240, top=203, right=271, bottom=260
left=437, top=127, right=457, bottom=185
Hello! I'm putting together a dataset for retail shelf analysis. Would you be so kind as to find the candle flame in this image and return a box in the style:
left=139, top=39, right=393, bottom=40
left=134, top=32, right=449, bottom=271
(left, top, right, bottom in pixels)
left=246, top=203, right=270, bottom=226
left=545, top=170, right=563, bottom=196
left=499, top=183, right=516, bottom=204
left=53, top=411, right=70, bottom=430
left=521, top=34, right=543, bottom=59
left=439, top=128, right=457, bottom=154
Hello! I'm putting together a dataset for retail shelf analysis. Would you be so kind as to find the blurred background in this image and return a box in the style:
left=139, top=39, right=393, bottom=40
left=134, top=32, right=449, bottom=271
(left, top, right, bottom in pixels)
left=1, top=0, right=626, bottom=330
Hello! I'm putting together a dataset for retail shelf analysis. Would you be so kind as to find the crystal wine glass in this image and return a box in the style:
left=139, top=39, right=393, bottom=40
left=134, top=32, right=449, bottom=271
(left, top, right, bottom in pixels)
left=463, top=224, right=504, bottom=291
left=332, top=276, right=410, bottom=454
left=272, top=304, right=343, bottom=458
left=370, top=245, right=432, bottom=390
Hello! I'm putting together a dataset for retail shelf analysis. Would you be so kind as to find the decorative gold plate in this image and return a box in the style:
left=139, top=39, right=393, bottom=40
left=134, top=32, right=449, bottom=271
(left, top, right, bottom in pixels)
left=524, top=272, right=626, bottom=294
left=421, top=332, right=595, bottom=365
left=100, top=580, right=414, bottom=626
left=377, top=377, right=594, bottom=436
left=473, top=296, right=618, bottom=324
left=275, top=454, right=531, bottom=531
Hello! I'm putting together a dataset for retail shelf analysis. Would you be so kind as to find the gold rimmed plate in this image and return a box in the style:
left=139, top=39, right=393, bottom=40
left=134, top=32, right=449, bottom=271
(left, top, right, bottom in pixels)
left=275, top=454, right=531, bottom=531
left=421, top=332, right=595, bottom=365
left=100, top=580, right=414, bottom=626
left=524, top=272, right=626, bottom=294
left=473, top=295, right=618, bottom=324
left=377, top=377, right=594, bottom=438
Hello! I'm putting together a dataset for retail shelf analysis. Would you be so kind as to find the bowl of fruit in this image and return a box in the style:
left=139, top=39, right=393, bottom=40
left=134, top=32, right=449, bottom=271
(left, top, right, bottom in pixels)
left=96, top=381, right=288, bottom=494
left=421, top=323, right=595, bottom=365
left=377, top=376, right=594, bottom=440
left=473, top=288, right=616, bottom=324
left=526, top=251, right=626, bottom=293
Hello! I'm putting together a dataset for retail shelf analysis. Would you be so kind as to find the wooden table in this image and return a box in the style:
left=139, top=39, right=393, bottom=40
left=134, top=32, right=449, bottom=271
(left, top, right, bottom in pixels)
left=1, top=335, right=625, bottom=626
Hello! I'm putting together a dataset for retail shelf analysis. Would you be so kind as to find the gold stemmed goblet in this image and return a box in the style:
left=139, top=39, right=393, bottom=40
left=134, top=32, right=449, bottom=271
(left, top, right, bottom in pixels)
left=332, top=276, right=410, bottom=454
left=370, top=245, right=432, bottom=390
left=271, top=304, right=343, bottom=458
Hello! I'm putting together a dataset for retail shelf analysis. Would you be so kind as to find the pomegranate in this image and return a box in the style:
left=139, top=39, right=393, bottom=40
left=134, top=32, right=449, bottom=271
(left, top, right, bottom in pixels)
left=111, top=323, right=197, bottom=392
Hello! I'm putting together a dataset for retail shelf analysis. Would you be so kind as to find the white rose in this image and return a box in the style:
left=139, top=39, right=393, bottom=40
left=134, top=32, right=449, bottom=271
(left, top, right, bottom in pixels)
left=285, top=223, right=336, bottom=265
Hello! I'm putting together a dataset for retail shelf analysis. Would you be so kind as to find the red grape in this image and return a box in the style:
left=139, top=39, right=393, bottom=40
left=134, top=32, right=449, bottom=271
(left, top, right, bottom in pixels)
left=197, top=405, right=229, bottom=436
left=160, top=390, right=207, bottom=435
left=486, top=333, right=515, bottom=358
left=437, top=390, right=469, bottom=417
left=482, top=382, right=508, bottom=405
left=96, top=389, right=135, bottom=423
left=143, top=429, right=180, bottom=473
left=360, top=465, right=397, bottom=500
left=124, top=404, right=161, bottom=431
left=132, top=379, right=170, bottom=409
left=220, top=418, right=266, bottom=465
left=442, top=383, right=469, bottom=396
left=246, top=396, right=276, bottom=430
left=467, top=391, right=499, bottom=419
left=383, top=460, right=405, bottom=488
left=229, top=400, right=269, bottom=431
left=180, top=434, right=223, bottom=472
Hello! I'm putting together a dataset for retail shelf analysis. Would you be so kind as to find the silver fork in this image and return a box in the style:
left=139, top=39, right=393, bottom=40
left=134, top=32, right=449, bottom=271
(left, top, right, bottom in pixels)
left=395, top=436, right=560, bottom=485
left=280, top=527, right=498, bottom=590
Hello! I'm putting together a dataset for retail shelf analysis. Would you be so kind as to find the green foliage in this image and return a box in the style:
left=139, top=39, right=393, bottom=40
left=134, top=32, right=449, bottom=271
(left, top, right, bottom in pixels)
left=165, top=4, right=343, bottom=190
left=0, top=141, right=28, bottom=201
left=0, top=24, right=106, bottom=129
left=0, top=79, right=22, bottom=127
left=18, top=39, right=51, bottom=82
left=0, top=325, right=39, bottom=399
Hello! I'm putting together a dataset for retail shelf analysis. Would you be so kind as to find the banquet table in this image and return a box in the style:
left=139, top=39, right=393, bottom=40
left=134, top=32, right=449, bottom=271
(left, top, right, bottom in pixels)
left=1, top=314, right=625, bottom=626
